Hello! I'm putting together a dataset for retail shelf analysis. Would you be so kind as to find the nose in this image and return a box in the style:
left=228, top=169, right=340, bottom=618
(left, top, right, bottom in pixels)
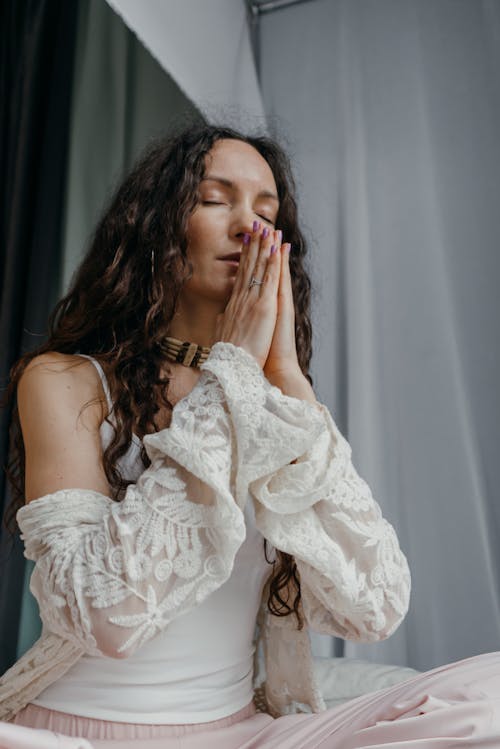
left=231, top=205, right=259, bottom=242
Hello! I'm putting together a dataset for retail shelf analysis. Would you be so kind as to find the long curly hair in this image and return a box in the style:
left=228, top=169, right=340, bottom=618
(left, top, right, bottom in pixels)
left=2, top=120, right=316, bottom=630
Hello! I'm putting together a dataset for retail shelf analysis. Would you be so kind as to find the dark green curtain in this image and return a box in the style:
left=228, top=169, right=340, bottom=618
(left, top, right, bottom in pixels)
left=0, top=0, right=79, bottom=673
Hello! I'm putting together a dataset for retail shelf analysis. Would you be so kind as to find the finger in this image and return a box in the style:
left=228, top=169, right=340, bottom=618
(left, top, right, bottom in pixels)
left=240, top=220, right=262, bottom=287
left=244, top=225, right=273, bottom=291
left=260, top=237, right=282, bottom=298
left=278, top=242, right=292, bottom=300
left=249, top=228, right=279, bottom=293
left=227, top=219, right=262, bottom=307
left=230, top=232, right=252, bottom=299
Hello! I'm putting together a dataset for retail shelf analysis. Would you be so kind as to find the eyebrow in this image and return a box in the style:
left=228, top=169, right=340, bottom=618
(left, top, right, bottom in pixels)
left=201, top=175, right=279, bottom=202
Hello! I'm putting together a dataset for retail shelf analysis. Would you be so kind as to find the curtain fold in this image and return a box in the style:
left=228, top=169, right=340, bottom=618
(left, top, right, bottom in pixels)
left=259, top=0, right=500, bottom=670
left=0, top=0, right=79, bottom=672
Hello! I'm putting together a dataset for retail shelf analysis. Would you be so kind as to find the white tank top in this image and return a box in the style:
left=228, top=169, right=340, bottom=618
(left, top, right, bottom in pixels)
left=31, top=354, right=274, bottom=723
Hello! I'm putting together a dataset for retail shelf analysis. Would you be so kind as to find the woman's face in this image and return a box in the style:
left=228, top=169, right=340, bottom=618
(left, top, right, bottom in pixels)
left=183, top=138, right=280, bottom=303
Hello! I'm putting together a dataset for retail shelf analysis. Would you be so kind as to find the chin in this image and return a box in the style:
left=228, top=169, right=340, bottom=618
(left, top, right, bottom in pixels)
left=210, top=282, right=233, bottom=302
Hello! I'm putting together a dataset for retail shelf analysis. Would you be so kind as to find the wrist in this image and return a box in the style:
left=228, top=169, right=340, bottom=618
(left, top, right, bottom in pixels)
left=267, top=369, right=318, bottom=406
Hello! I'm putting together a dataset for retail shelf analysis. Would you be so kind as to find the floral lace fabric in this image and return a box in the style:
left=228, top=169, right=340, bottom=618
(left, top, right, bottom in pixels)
left=0, top=341, right=411, bottom=722
left=251, top=403, right=412, bottom=643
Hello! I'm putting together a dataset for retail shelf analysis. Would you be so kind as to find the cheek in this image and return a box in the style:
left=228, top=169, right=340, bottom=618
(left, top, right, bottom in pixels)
left=185, top=227, right=206, bottom=270
left=185, top=211, right=203, bottom=244
left=186, top=210, right=222, bottom=264
left=186, top=208, right=221, bottom=247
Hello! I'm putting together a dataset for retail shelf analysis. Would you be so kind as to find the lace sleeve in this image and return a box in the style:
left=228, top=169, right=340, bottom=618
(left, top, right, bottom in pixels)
left=247, top=399, right=412, bottom=643
left=16, top=344, right=252, bottom=660
left=16, top=342, right=333, bottom=659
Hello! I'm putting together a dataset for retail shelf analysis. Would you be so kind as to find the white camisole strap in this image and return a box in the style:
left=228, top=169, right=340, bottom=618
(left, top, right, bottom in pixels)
left=75, top=353, right=113, bottom=415
left=74, top=352, right=143, bottom=457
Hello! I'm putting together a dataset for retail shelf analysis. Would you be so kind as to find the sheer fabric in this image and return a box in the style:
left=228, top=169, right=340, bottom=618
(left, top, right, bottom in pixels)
left=0, top=342, right=411, bottom=721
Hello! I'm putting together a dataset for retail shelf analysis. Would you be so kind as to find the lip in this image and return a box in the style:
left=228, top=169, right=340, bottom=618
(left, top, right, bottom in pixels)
left=217, top=251, right=242, bottom=261
left=218, top=258, right=240, bottom=267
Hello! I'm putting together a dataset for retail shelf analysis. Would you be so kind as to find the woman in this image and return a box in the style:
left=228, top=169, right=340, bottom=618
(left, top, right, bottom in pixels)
left=0, top=122, right=499, bottom=748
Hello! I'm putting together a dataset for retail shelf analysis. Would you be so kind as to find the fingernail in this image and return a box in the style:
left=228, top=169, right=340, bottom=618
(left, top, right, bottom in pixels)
left=253, top=220, right=261, bottom=232
left=277, top=230, right=282, bottom=243
left=286, top=243, right=291, bottom=253
left=243, top=233, right=251, bottom=244
left=262, top=227, right=270, bottom=239
left=270, top=244, right=277, bottom=254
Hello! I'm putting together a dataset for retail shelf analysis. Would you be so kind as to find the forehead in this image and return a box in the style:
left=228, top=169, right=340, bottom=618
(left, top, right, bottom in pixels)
left=203, top=139, right=277, bottom=193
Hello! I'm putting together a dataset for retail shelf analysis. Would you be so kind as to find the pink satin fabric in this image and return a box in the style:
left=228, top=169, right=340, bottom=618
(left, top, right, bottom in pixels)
left=3, top=651, right=500, bottom=748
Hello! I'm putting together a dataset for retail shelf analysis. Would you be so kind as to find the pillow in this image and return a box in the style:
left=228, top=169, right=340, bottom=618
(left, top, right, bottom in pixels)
left=313, top=655, right=420, bottom=709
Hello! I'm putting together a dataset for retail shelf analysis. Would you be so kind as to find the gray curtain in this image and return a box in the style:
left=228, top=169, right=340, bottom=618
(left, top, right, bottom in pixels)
left=258, top=0, right=500, bottom=670
left=61, top=0, right=204, bottom=294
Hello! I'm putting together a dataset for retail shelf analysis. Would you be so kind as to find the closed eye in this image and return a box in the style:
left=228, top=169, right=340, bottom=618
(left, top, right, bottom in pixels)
left=202, top=202, right=275, bottom=225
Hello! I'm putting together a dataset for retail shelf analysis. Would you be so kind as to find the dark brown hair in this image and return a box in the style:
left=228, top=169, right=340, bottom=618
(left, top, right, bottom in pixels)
left=2, top=120, right=316, bottom=629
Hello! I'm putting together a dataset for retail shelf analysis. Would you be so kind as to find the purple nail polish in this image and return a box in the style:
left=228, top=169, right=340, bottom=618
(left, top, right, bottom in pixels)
left=253, top=220, right=260, bottom=232
left=277, top=230, right=282, bottom=243
left=262, top=227, right=269, bottom=239
left=270, top=244, right=277, bottom=254
left=243, top=233, right=251, bottom=244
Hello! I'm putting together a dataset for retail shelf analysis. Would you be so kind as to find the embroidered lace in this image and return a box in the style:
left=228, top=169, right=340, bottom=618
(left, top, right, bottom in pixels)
left=0, top=341, right=411, bottom=721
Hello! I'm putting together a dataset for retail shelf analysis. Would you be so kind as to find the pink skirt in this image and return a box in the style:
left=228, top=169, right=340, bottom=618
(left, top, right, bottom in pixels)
left=3, top=650, right=500, bottom=748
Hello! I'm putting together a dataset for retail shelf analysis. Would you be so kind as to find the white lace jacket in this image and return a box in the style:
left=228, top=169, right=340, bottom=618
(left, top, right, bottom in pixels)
left=0, top=342, right=411, bottom=722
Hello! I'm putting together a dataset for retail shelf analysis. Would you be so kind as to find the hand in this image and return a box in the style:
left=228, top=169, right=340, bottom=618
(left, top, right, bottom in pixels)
left=214, top=222, right=280, bottom=369
left=263, top=233, right=302, bottom=382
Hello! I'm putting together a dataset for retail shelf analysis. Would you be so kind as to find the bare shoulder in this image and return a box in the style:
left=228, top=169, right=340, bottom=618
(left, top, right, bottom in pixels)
left=19, top=351, right=108, bottom=420
left=21, top=350, right=96, bottom=382
left=20, top=350, right=100, bottom=389
left=18, top=351, right=112, bottom=502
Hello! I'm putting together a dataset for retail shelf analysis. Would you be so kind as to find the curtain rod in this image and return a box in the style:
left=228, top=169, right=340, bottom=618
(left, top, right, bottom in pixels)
left=246, top=0, right=318, bottom=84
left=247, top=0, right=318, bottom=16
